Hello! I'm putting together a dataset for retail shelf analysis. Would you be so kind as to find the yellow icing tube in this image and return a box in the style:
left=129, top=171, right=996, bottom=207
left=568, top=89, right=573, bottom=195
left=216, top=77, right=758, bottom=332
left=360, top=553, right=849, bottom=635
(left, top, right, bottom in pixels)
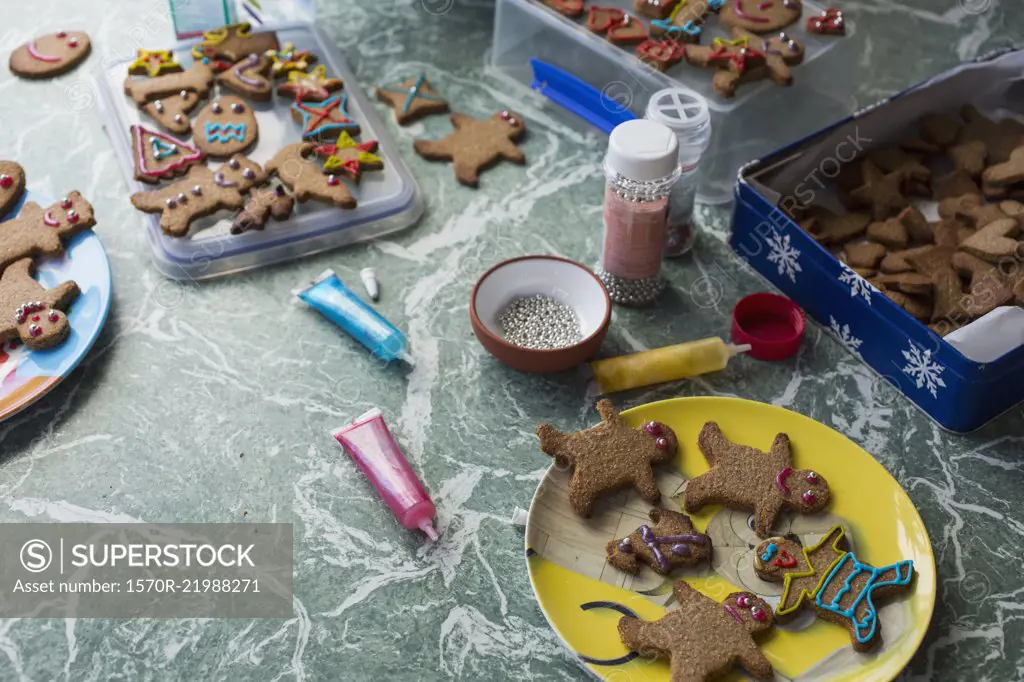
left=590, top=337, right=751, bottom=394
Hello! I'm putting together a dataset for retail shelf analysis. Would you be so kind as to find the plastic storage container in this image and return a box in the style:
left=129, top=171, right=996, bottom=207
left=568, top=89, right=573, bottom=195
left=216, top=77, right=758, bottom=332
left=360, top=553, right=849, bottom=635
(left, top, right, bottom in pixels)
left=489, top=0, right=857, bottom=204
left=98, top=22, right=423, bottom=280
left=730, top=48, right=1024, bottom=433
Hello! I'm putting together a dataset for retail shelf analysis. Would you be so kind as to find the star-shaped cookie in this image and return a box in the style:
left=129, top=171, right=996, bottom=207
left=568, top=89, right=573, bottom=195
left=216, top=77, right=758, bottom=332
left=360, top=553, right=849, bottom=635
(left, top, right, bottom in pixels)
left=683, top=422, right=830, bottom=538
left=376, top=73, right=450, bottom=125
left=618, top=582, right=775, bottom=682
left=536, top=399, right=677, bottom=518
left=849, top=160, right=909, bottom=220
left=265, top=42, right=316, bottom=78
left=290, top=94, right=360, bottom=141
left=315, top=132, right=383, bottom=183
left=606, top=508, right=711, bottom=575
left=128, top=49, right=183, bottom=77
left=276, top=65, right=343, bottom=102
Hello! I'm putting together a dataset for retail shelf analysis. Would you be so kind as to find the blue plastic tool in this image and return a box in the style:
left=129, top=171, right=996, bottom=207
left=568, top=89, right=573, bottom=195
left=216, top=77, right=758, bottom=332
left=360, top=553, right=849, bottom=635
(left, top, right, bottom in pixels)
left=529, top=59, right=637, bottom=135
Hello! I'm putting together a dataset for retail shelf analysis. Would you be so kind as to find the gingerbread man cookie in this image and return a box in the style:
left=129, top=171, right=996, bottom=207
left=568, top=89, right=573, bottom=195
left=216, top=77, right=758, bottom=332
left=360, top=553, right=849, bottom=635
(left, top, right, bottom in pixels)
left=0, top=259, right=80, bottom=351
left=536, top=400, right=677, bottom=518
left=684, top=422, right=830, bottom=538
left=754, top=525, right=915, bottom=651
left=9, top=31, right=91, bottom=79
left=618, top=582, right=774, bottom=682
left=650, top=0, right=724, bottom=42
left=414, top=111, right=527, bottom=188
left=266, top=143, right=356, bottom=210
left=720, top=0, right=802, bottom=33
left=232, top=184, right=295, bottom=235
left=123, top=62, right=215, bottom=135
left=0, top=193, right=96, bottom=274
left=130, top=155, right=266, bottom=237
left=606, top=508, right=711, bottom=575
left=0, top=161, right=26, bottom=219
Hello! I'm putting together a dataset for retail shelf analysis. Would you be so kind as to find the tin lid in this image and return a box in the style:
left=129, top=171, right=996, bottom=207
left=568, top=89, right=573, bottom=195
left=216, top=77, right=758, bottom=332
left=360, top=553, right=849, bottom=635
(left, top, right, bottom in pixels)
left=606, top=119, right=679, bottom=181
left=731, top=293, right=806, bottom=361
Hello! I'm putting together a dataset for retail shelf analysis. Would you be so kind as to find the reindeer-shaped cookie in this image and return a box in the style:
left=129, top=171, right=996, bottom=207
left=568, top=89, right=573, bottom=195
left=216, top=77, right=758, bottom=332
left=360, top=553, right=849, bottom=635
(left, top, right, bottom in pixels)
left=0, top=258, right=80, bottom=350
left=618, top=582, right=775, bottom=682
left=753, top=525, right=915, bottom=651
left=0, top=192, right=96, bottom=274
left=414, top=110, right=526, bottom=187
left=130, top=154, right=266, bottom=237
left=684, top=422, right=830, bottom=537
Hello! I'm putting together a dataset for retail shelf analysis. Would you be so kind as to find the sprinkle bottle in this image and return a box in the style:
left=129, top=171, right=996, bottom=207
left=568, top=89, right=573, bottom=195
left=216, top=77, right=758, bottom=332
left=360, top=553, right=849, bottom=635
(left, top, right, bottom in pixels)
left=597, top=119, right=680, bottom=306
left=645, top=88, right=711, bottom=257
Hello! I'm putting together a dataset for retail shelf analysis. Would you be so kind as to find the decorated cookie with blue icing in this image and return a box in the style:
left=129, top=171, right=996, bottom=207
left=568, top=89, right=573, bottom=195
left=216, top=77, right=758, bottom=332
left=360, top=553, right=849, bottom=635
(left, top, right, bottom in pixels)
left=194, top=96, right=258, bottom=158
left=375, top=73, right=449, bottom=126
left=753, top=526, right=916, bottom=652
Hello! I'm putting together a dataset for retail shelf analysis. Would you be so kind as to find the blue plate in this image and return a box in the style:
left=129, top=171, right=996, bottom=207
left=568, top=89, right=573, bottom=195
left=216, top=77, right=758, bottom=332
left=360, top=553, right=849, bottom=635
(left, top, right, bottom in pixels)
left=0, top=191, right=112, bottom=422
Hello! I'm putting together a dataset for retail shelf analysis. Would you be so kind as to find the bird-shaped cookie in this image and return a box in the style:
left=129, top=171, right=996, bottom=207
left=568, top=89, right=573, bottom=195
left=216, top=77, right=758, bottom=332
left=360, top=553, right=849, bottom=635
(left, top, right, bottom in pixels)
left=537, top=399, right=677, bottom=517
left=618, top=581, right=775, bottom=682
left=413, top=110, right=526, bottom=187
left=683, top=421, right=830, bottom=537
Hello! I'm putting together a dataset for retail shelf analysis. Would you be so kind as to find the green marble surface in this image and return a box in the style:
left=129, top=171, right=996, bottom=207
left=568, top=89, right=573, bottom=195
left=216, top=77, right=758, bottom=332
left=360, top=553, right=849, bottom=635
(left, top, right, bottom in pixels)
left=0, top=0, right=1022, bottom=679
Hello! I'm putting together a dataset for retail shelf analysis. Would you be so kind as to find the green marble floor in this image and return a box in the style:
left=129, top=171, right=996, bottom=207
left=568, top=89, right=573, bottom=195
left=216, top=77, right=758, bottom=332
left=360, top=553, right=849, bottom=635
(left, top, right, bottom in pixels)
left=0, top=0, right=1022, bottom=679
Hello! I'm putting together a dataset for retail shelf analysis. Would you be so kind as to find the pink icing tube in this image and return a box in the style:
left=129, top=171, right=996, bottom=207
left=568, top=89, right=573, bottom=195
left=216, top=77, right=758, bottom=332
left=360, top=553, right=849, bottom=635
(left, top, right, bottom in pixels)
left=331, top=409, right=439, bottom=541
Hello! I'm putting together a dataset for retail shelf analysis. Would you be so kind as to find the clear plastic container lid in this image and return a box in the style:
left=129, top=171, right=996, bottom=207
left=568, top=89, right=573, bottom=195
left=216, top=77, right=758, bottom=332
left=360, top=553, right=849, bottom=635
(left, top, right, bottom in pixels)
left=97, top=22, right=423, bottom=280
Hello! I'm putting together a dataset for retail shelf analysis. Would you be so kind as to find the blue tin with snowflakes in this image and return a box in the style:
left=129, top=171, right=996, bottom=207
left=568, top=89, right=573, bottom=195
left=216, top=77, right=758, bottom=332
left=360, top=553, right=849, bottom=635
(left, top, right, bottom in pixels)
left=727, top=48, right=1024, bottom=432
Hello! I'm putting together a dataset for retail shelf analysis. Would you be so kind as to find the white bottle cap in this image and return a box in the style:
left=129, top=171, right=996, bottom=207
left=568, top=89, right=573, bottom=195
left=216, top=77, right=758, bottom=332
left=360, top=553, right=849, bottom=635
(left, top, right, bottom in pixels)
left=606, top=119, right=679, bottom=182
left=645, top=88, right=711, bottom=170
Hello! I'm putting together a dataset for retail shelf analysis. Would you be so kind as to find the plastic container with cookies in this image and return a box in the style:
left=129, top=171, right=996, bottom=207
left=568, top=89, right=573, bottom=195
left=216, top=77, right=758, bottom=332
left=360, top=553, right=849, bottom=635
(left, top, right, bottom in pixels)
left=97, top=22, right=423, bottom=280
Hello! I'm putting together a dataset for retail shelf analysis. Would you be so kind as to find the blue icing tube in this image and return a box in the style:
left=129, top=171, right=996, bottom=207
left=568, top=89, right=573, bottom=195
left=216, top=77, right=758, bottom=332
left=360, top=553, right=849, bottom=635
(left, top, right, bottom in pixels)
left=296, top=270, right=412, bottom=364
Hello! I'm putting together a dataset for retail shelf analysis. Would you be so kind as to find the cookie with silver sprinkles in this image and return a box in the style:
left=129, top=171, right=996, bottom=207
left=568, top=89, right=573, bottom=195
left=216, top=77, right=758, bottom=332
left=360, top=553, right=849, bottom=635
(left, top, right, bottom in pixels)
left=536, top=399, right=677, bottom=518
left=607, top=508, right=712, bottom=575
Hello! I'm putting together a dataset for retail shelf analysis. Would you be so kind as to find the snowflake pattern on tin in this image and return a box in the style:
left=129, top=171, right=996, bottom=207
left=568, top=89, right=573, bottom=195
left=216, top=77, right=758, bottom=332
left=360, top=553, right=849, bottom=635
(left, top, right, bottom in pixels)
left=766, top=229, right=802, bottom=283
left=828, top=316, right=863, bottom=358
left=838, top=264, right=877, bottom=305
left=901, top=342, right=946, bottom=398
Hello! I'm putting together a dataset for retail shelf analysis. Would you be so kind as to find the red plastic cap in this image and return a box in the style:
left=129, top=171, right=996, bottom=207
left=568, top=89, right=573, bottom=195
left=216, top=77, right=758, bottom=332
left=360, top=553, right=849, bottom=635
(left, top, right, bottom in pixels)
left=731, top=293, right=806, bottom=361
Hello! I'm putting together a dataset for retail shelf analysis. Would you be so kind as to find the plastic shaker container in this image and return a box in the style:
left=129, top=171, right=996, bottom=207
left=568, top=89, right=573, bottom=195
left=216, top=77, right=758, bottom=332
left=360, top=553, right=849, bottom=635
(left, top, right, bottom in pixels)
left=645, top=88, right=711, bottom=257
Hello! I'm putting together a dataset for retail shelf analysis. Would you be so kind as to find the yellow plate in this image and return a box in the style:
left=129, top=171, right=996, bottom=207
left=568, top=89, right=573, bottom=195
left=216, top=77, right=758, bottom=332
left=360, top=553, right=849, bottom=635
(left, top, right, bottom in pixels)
left=525, top=397, right=935, bottom=682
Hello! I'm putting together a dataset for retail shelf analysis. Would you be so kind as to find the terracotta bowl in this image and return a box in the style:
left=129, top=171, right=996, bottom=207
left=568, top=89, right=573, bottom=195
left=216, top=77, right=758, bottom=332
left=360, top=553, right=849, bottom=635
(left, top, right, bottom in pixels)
left=470, top=255, right=611, bottom=373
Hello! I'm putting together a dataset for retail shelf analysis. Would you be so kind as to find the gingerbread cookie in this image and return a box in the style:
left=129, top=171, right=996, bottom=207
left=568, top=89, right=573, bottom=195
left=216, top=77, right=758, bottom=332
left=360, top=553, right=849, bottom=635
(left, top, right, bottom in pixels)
left=586, top=6, right=626, bottom=32
left=959, top=218, right=1020, bottom=262
left=231, top=184, right=295, bottom=235
left=637, top=38, right=688, bottom=72
left=130, top=125, right=204, bottom=184
left=124, top=62, right=215, bottom=135
left=194, top=97, right=258, bottom=157
left=376, top=74, right=449, bottom=126
left=128, top=50, right=182, bottom=77
left=277, top=65, right=344, bottom=102
left=0, top=162, right=26, bottom=219
left=939, top=193, right=1011, bottom=229
left=684, top=422, right=830, bottom=538
left=867, top=147, right=931, bottom=194
left=952, top=251, right=1016, bottom=316
left=0, top=193, right=95, bottom=273
left=265, top=43, right=316, bottom=78
left=883, top=289, right=932, bottom=322
left=753, top=525, right=915, bottom=651
left=919, top=113, right=962, bottom=148
left=651, top=0, right=724, bottom=42
left=720, top=0, right=802, bottom=33
left=688, top=29, right=803, bottom=98
left=799, top=207, right=869, bottom=244
left=291, top=94, right=360, bottom=141
left=866, top=218, right=909, bottom=250
left=959, top=106, right=1024, bottom=165
left=315, top=133, right=383, bottom=183
left=190, top=23, right=279, bottom=71
left=606, top=15, right=649, bottom=45
left=950, top=140, right=988, bottom=178
left=9, top=31, right=90, bottom=79
left=874, top=272, right=933, bottom=296
left=982, top=145, right=1024, bottom=189
left=634, top=0, right=680, bottom=20
left=266, top=143, right=356, bottom=210
left=130, top=156, right=266, bottom=238
left=880, top=245, right=934, bottom=274
left=933, top=169, right=981, bottom=201
left=849, top=161, right=908, bottom=220
left=0, top=259, right=80, bottom=351
left=536, top=400, right=677, bottom=518
left=541, top=0, right=585, bottom=16
left=606, top=508, right=711, bottom=575
left=843, top=242, right=886, bottom=270
left=414, top=111, right=527, bottom=188
left=806, top=8, right=845, bottom=34
left=618, top=582, right=774, bottom=682
left=217, top=53, right=273, bottom=100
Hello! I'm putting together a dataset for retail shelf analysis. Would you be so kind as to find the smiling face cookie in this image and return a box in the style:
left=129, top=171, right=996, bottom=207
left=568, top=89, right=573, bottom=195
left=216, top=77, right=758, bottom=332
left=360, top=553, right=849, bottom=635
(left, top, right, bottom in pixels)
left=10, top=31, right=91, bottom=79
left=194, top=96, right=258, bottom=158
left=0, top=162, right=26, bottom=219
left=720, top=0, right=802, bottom=33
